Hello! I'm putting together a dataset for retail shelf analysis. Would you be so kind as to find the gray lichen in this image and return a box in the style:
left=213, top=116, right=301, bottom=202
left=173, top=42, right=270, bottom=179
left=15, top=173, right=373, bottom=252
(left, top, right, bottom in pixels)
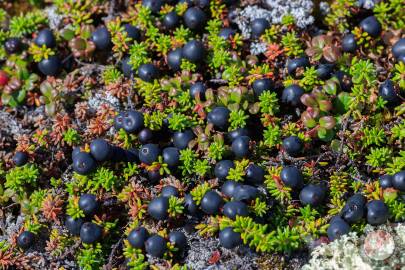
left=184, top=231, right=258, bottom=270
left=302, top=224, right=405, bottom=270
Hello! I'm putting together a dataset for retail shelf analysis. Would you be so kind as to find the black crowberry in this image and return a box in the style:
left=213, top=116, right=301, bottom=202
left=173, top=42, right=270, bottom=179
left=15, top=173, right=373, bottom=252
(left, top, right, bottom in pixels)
left=282, top=84, right=304, bottom=106
left=128, top=227, right=149, bottom=249
left=231, top=136, right=251, bottom=158
left=91, top=27, right=111, bottom=50
left=78, top=194, right=99, bottom=216
left=35, top=28, right=56, bottom=48
left=366, top=200, right=389, bottom=225
left=219, top=227, right=242, bottom=249
left=280, top=166, right=304, bottom=190
left=17, top=231, right=35, bottom=249
left=245, top=164, right=265, bottom=185
left=138, top=63, right=159, bottom=82
left=145, top=235, right=167, bottom=258
left=287, top=57, right=310, bottom=77
left=359, top=16, right=381, bottom=37
left=341, top=34, right=358, bottom=53
left=251, top=18, right=269, bottom=38
left=65, top=216, right=84, bottom=236
left=201, top=191, right=223, bottom=215
left=138, top=144, right=160, bottom=165
left=90, top=138, right=112, bottom=161
left=161, top=185, right=179, bottom=198
left=223, top=201, right=249, bottom=219
left=207, top=106, right=230, bottom=130
left=393, top=170, right=405, bottom=191
left=167, top=48, right=183, bottom=71
left=123, top=110, right=144, bottom=133
left=252, top=78, right=273, bottom=97
left=38, top=55, right=62, bottom=76
left=282, top=136, right=303, bottom=157
left=169, top=231, right=187, bottom=251
left=379, top=175, right=393, bottom=189
left=183, top=7, right=207, bottom=31
left=163, top=11, right=180, bottom=29
left=72, top=152, right=96, bottom=175
left=172, top=129, right=194, bottom=149
left=13, top=151, right=28, bottom=167
left=233, top=185, right=259, bottom=202
left=299, top=184, right=326, bottom=207
left=148, top=196, right=169, bottom=220
left=80, top=222, right=102, bottom=244
left=163, top=147, right=180, bottom=167
left=215, top=160, right=234, bottom=180
left=182, top=40, right=206, bottom=63
left=190, top=82, right=207, bottom=100
left=327, top=216, right=350, bottom=241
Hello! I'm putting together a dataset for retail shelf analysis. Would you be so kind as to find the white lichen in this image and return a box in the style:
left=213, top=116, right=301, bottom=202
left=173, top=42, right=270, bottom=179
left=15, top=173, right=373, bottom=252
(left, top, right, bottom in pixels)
left=302, top=224, right=405, bottom=270
left=250, top=42, right=268, bottom=55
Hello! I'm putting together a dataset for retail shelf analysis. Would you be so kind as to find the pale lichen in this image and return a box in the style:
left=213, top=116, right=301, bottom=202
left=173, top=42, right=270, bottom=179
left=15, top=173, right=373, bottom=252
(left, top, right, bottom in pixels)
left=302, top=224, right=405, bottom=270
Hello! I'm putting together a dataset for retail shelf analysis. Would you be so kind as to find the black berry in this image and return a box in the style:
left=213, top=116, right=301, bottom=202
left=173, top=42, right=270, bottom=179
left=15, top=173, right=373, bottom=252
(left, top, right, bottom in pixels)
left=223, top=201, right=249, bottom=219
left=207, top=106, right=230, bottom=130
left=128, top=227, right=149, bottom=249
left=139, top=144, right=160, bottom=165
left=148, top=196, right=169, bottom=220
left=342, top=34, right=358, bottom=53
left=73, top=152, right=96, bottom=175
left=231, top=136, right=250, bottom=158
left=299, top=184, right=326, bottom=207
left=359, top=16, right=381, bottom=37
left=215, top=160, right=234, bottom=180
left=124, top=24, right=141, bottom=41
left=162, top=147, right=180, bottom=167
left=138, top=128, right=154, bottom=144
left=91, top=26, right=111, bottom=50
left=172, top=129, right=194, bottom=149
left=13, top=151, right=28, bottom=167
left=251, top=18, right=270, bottom=38
left=4, top=38, right=22, bottom=54
left=90, top=138, right=112, bottom=161
left=252, top=78, right=273, bottom=97
left=282, top=84, right=304, bottom=106
left=80, top=222, right=102, bottom=244
left=393, top=170, right=405, bottom=191
left=182, top=40, right=205, bottom=63
left=123, top=110, right=144, bottom=133
left=138, top=63, right=159, bottom=82
left=366, top=200, right=389, bottom=225
left=190, top=82, right=207, bottom=100
left=233, top=185, right=259, bottom=202
left=17, top=231, right=35, bottom=249
left=167, top=48, right=183, bottom=71
left=145, top=235, right=167, bottom=258
left=280, top=166, right=304, bottom=190
left=201, top=190, right=223, bottom=215
left=78, top=194, right=99, bottom=216
left=287, top=57, right=310, bottom=77
left=38, top=55, right=62, bottom=76
left=379, top=175, right=393, bottom=189
left=183, top=7, right=207, bottom=31
left=142, top=0, right=163, bottom=13
left=35, top=28, right=56, bottom=48
left=184, top=193, right=198, bottom=215
left=392, top=38, right=405, bottom=60
left=219, top=227, right=242, bottom=249
left=65, top=216, right=84, bottom=236
left=245, top=164, right=265, bottom=185
left=168, top=231, right=187, bottom=252
left=221, top=180, right=241, bottom=198
left=327, top=216, right=350, bottom=241
left=282, top=136, right=303, bottom=157
left=161, top=185, right=179, bottom=197
left=163, top=11, right=180, bottom=29
left=379, top=80, right=400, bottom=107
